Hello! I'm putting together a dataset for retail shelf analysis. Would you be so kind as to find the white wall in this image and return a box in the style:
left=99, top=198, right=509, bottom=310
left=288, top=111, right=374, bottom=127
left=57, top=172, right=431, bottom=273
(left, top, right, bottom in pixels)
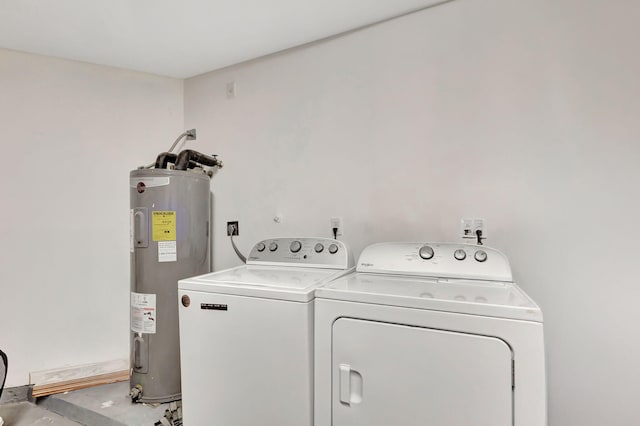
left=185, top=0, right=640, bottom=425
left=0, top=49, right=184, bottom=386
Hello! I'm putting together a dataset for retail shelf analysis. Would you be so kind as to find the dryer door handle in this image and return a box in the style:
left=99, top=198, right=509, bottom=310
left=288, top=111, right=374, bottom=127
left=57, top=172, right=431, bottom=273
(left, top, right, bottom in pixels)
left=339, top=364, right=363, bottom=405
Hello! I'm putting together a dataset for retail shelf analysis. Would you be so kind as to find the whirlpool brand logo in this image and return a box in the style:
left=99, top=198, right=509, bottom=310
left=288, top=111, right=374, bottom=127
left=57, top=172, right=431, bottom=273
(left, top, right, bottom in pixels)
left=201, top=303, right=228, bottom=311
left=360, top=263, right=374, bottom=267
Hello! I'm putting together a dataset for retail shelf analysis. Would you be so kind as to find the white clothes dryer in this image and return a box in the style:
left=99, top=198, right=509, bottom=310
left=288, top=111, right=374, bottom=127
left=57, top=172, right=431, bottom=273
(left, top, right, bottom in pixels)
left=178, top=237, right=354, bottom=426
left=314, top=242, right=546, bottom=426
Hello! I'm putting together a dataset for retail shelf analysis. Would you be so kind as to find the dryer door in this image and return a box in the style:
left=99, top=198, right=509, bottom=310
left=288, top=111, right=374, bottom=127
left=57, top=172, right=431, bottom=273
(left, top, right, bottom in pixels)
left=332, top=318, right=513, bottom=426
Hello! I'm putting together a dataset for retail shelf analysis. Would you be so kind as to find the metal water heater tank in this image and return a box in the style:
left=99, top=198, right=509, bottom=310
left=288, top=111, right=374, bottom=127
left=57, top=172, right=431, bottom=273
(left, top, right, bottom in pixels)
left=129, top=147, right=221, bottom=404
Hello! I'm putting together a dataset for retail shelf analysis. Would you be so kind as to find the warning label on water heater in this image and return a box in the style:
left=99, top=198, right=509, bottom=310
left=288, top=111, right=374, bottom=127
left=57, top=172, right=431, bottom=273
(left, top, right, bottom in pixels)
left=152, top=211, right=176, bottom=241
left=131, top=292, right=157, bottom=334
left=158, top=240, right=177, bottom=262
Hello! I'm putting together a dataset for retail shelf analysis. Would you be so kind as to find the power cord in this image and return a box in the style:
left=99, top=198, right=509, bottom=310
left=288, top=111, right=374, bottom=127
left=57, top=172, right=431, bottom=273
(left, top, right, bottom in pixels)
left=228, top=223, right=247, bottom=263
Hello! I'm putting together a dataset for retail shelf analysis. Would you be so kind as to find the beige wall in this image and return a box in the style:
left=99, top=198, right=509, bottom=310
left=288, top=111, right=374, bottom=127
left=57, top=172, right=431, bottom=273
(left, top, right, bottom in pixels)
left=0, top=48, right=184, bottom=386
left=184, top=1, right=640, bottom=425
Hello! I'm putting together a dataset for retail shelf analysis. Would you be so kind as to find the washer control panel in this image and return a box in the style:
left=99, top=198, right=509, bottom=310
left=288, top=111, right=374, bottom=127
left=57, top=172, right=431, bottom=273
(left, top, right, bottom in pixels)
left=357, top=242, right=512, bottom=282
left=247, top=237, right=353, bottom=269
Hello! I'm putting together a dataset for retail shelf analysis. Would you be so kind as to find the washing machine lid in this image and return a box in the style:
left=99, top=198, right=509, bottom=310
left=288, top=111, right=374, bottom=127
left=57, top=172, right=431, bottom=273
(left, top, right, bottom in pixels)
left=179, top=265, right=355, bottom=302
left=315, top=272, right=542, bottom=322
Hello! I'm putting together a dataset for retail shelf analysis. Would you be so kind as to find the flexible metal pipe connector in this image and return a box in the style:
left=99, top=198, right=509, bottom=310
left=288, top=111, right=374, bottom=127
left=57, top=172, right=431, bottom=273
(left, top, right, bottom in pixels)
left=168, top=129, right=196, bottom=153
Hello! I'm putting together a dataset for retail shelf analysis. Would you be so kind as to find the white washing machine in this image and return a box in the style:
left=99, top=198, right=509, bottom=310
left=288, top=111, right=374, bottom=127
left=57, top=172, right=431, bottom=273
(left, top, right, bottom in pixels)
left=314, top=242, right=546, bottom=426
left=178, top=237, right=354, bottom=426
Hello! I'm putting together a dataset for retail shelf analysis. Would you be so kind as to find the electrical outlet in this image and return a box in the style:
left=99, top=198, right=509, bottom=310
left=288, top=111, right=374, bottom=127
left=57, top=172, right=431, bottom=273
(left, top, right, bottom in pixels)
left=460, top=218, right=486, bottom=242
left=460, top=218, right=473, bottom=239
left=330, top=217, right=343, bottom=237
left=472, top=218, right=485, bottom=236
left=227, top=221, right=239, bottom=236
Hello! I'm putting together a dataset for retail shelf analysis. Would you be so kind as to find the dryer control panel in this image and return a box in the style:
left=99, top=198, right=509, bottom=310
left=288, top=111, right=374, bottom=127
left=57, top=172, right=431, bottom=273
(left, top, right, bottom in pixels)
left=357, top=242, right=512, bottom=282
left=247, top=237, right=354, bottom=270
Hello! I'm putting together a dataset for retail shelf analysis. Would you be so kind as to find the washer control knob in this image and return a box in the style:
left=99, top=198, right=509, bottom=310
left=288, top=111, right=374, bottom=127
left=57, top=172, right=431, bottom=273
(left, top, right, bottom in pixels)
left=328, top=244, right=339, bottom=254
left=256, top=242, right=266, bottom=252
left=290, top=240, right=302, bottom=253
left=269, top=242, right=278, bottom=252
left=454, top=249, right=467, bottom=261
left=314, top=243, right=324, bottom=253
left=418, top=245, right=434, bottom=260
left=474, top=250, right=488, bottom=262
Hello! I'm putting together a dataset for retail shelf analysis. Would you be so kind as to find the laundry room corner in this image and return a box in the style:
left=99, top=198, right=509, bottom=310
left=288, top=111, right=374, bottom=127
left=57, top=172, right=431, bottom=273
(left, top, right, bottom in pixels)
left=183, top=1, right=640, bottom=425
left=1, top=0, right=639, bottom=425
left=0, top=48, right=185, bottom=388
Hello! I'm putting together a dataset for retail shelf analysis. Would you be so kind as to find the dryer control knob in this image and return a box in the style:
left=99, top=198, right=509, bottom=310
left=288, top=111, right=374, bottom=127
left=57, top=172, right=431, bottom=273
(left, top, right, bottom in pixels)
left=474, top=250, right=488, bottom=262
left=314, top=243, right=324, bottom=253
left=269, top=242, right=278, bottom=252
left=454, top=249, right=467, bottom=261
left=328, top=244, right=339, bottom=254
left=290, top=241, right=302, bottom=253
left=419, top=245, right=434, bottom=260
left=256, top=242, right=266, bottom=252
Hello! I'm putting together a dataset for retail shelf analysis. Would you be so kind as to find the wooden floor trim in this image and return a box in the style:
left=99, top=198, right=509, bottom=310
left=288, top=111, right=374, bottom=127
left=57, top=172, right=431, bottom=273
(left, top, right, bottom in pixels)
left=30, top=359, right=129, bottom=398
left=32, top=370, right=129, bottom=398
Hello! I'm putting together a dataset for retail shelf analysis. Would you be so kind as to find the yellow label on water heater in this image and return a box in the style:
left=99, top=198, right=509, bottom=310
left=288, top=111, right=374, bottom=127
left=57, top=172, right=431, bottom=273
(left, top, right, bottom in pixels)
left=152, top=211, right=176, bottom=241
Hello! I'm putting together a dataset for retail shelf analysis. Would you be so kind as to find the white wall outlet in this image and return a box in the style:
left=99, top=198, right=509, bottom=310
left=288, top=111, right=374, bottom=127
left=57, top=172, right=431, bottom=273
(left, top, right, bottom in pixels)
left=330, top=217, right=343, bottom=237
left=460, top=218, right=473, bottom=239
left=226, top=81, right=236, bottom=99
left=472, top=218, right=486, bottom=237
left=460, top=218, right=487, bottom=243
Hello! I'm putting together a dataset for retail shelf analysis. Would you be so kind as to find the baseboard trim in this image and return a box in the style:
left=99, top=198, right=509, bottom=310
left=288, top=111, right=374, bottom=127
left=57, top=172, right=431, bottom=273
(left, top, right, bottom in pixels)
left=30, top=359, right=129, bottom=398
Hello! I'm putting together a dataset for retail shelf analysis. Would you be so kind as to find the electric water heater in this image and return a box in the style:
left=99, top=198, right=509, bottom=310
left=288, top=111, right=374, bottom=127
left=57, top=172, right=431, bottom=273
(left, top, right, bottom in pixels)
left=129, top=145, right=222, bottom=403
